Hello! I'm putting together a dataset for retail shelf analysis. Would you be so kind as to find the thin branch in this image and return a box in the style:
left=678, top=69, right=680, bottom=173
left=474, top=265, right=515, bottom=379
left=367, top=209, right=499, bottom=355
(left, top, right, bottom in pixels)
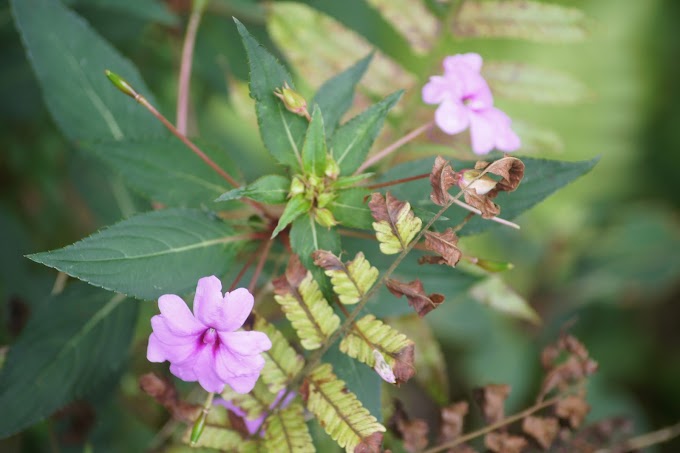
left=364, top=173, right=430, bottom=190
left=354, top=122, right=433, bottom=174
left=248, top=238, right=274, bottom=293
left=176, top=0, right=208, bottom=135
left=595, top=420, right=680, bottom=453
left=450, top=197, right=520, bottom=229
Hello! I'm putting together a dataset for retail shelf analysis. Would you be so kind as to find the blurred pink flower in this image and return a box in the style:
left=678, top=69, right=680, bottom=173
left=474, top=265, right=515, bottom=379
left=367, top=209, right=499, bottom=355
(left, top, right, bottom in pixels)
left=147, top=276, right=272, bottom=394
left=215, top=389, right=296, bottom=436
left=422, top=53, right=521, bottom=155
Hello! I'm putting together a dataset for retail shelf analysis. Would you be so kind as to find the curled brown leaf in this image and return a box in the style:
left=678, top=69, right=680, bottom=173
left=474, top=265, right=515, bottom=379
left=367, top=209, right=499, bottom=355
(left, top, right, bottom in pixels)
left=355, top=431, right=384, bottom=453
left=392, top=343, right=416, bottom=385
left=430, top=156, right=459, bottom=206
left=272, top=254, right=307, bottom=295
left=473, top=383, right=511, bottom=424
left=423, top=228, right=463, bottom=267
left=385, top=278, right=445, bottom=317
left=522, top=415, right=559, bottom=450
left=389, top=400, right=429, bottom=453
left=439, top=401, right=469, bottom=443
left=484, top=432, right=528, bottom=453
left=555, top=394, right=590, bottom=429
left=474, top=156, right=525, bottom=196
left=311, top=249, right=344, bottom=270
left=539, top=334, right=598, bottom=399
left=139, top=373, right=199, bottom=422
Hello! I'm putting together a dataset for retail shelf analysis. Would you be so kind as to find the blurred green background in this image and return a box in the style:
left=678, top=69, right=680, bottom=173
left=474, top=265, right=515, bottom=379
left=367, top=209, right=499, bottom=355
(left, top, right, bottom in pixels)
left=1, top=0, right=679, bottom=451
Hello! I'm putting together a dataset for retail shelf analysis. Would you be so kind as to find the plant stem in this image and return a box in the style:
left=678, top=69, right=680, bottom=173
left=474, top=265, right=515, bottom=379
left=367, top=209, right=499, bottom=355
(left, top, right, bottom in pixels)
left=229, top=252, right=257, bottom=292
left=595, top=420, right=680, bottom=453
left=450, top=197, right=520, bottom=229
left=176, top=0, right=208, bottom=135
left=365, top=173, right=430, bottom=190
left=421, top=395, right=562, bottom=453
left=248, top=238, right=274, bottom=293
left=354, top=122, right=433, bottom=175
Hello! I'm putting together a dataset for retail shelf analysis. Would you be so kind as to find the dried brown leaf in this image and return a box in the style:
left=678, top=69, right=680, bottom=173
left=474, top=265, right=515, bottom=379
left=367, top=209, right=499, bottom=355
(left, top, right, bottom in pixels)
left=392, top=343, right=416, bottom=385
left=272, top=254, right=307, bottom=295
left=139, top=373, right=199, bottom=422
left=463, top=190, right=501, bottom=219
left=369, top=192, right=422, bottom=254
left=385, top=278, right=445, bottom=317
left=355, top=431, right=384, bottom=453
left=390, top=401, right=429, bottom=453
left=430, top=156, right=459, bottom=206
left=539, top=333, right=598, bottom=398
left=423, top=229, right=463, bottom=267
left=522, top=415, right=559, bottom=449
left=440, top=401, right=469, bottom=442
left=484, top=432, right=528, bottom=453
left=311, top=249, right=344, bottom=270
left=474, top=156, right=525, bottom=196
left=473, top=384, right=511, bottom=424
left=555, top=395, right=590, bottom=429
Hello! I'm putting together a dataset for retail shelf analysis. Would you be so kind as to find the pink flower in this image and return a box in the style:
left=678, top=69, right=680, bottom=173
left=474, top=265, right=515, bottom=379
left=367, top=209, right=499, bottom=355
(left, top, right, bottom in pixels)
left=147, top=276, right=272, bottom=394
left=214, top=389, right=296, bottom=436
left=422, top=53, right=521, bottom=155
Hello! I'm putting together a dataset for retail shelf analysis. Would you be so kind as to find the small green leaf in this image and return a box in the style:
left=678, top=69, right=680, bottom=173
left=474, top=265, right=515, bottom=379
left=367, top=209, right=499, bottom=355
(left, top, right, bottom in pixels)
left=0, top=284, right=136, bottom=438
left=302, top=106, right=327, bottom=177
left=255, top=317, right=305, bottom=393
left=470, top=276, right=540, bottom=324
left=313, top=251, right=378, bottom=305
left=235, top=18, right=307, bottom=169
left=216, top=174, right=291, bottom=204
left=11, top=0, right=165, bottom=142
left=272, top=195, right=311, bottom=238
left=331, top=173, right=374, bottom=189
left=312, top=53, right=373, bottom=136
left=331, top=91, right=403, bottom=175
left=264, top=403, right=315, bottom=453
left=453, top=0, right=589, bottom=43
left=329, top=188, right=373, bottom=230
left=90, top=137, right=236, bottom=206
left=28, top=209, right=245, bottom=300
left=483, top=61, right=592, bottom=104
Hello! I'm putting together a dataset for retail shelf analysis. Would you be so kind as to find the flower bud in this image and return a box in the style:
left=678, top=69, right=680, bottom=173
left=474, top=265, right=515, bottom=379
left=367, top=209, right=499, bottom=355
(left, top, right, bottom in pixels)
left=459, top=169, right=498, bottom=195
left=274, top=82, right=310, bottom=119
left=105, top=69, right=138, bottom=98
left=316, top=192, right=335, bottom=208
left=289, top=176, right=306, bottom=197
left=324, top=156, right=340, bottom=179
left=314, top=208, right=337, bottom=228
left=475, top=258, right=514, bottom=272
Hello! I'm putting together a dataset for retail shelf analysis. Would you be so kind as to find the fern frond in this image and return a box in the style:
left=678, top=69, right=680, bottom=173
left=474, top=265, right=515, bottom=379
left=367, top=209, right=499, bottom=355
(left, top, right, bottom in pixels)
left=255, top=317, right=305, bottom=392
left=339, top=314, right=415, bottom=384
left=273, top=269, right=341, bottom=350
left=263, top=402, right=315, bottom=453
left=313, top=250, right=379, bottom=304
left=369, top=192, right=422, bottom=255
left=221, top=379, right=276, bottom=420
left=303, top=363, right=385, bottom=452
left=182, top=405, right=259, bottom=451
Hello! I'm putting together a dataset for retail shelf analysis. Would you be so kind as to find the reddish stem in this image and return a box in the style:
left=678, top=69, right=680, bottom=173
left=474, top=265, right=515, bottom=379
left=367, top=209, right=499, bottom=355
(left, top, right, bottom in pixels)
left=364, top=172, right=429, bottom=190
left=354, top=121, right=433, bottom=174
left=248, top=239, right=274, bottom=293
left=176, top=1, right=206, bottom=135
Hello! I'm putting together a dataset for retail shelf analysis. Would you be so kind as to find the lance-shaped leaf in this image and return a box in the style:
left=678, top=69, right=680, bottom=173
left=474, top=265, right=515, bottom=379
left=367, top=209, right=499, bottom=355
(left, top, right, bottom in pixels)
left=385, top=278, right=445, bottom=317
left=470, top=276, right=540, bottom=324
left=452, top=0, right=589, bottom=43
left=27, top=209, right=244, bottom=300
left=312, top=53, right=373, bottom=136
left=369, top=192, right=422, bottom=255
left=264, top=402, right=315, bottom=453
left=273, top=256, right=340, bottom=350
left=339, top=315, right=415, bottom=384
left=221, top=379, right=277, bottom=421
left=254, top=317, right=304, bottom=393
left=302, top=363, right=386, bottom=452
left=430, top=156, right=459, bottom=206
left=216, top=174, right=290, bottom=205
left=272, top=195, right=311, bottom=238
left=235, top=19, right=307, bottom=169
left=421, top=229, right=463, bottom=267
left=331, top=91, right=403, bottom=175
left=302, top=106, right=328, bottom=177
left=312, top=251, right=378, bottom=305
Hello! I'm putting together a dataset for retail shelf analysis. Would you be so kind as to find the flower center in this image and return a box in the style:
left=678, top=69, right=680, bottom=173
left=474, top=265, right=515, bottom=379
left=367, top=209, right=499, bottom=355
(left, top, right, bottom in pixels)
left=202, top=327, right=218, bottom=345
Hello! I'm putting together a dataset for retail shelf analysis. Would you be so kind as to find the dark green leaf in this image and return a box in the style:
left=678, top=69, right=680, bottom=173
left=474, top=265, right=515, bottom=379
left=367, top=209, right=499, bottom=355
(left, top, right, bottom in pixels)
left=272, top=195, right=311, bottom=238
left=302, top=106, right=327, bottom=177
left=312, top=53, right=373, bottom=136
left=331, top=91, right=402, bottom=175
left=0, top=284, right=137, bottom=438
left=90, top=137, right=237, bottom=206
left=290, top=215, right=341, bottom=298
left=11, top=0, right=165, bottom=142
left=216, top=174, right=290, bottom=204
left=65, top=0, right=177, bottom=25
left=235, top=18, right=307, bottom=169
left=330, top=188, right=372, bottom=230
left=28, top=209, right=245, bottom=300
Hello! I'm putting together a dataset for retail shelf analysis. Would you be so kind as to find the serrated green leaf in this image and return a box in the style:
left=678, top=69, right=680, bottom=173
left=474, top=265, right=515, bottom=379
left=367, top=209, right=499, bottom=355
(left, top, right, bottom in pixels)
left=311, top=53, right=373, bottom=136
left=272, top=195, right=311, bottom=238
left=304, top=363, right=385, bottom=452
left=235, top=18, right=307, bottom=169
left=217, top=175, right=291, bottom=205
left=302, top=106, right=327, bottom=177
left=64, top=0, right=177, bottom=25
left=255, top=317, right=305, bottom=393
left=329, top=188, right=373, bottom=230
left=470, top=276, right=540, bottom=324
left=183, top=424, right=258, bottom=451
left=331, top=173, right=374, bottom=190
left=89, top=137, right=236, bottom=206
left=483, top=61, right=591, bottom=104
left=453, top=0, right=589, bottom=43
left=313, top=251, right=378, bottom=305
left=264, top=403, right=315, bottom=453
left=369, top=192, right=422, bottom=255
left=339, top=315, right=414, bottom=384
left=11, top=0, right=165, bottom=142
left=331, top=91, right=402, bottom=175
left=28, top=209, right=245, bottom=300
left=0, top=284, right=137, bottom=438
left=273, top=260, right=341, bottom=350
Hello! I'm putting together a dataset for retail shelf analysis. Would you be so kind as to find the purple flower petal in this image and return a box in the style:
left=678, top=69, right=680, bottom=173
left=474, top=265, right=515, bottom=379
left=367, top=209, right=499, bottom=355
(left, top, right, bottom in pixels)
left=217, top=288, right=255, bottom=332
left=422, top=76, right=454, bottom=104
left=435, top=100, right=469, bottom=135
left=226, top=373, right=261, bottom=394
left=214, top=341, right=266, bottom=380
left=148, top=317, right=200, bottom=362
left=214, top=399, right=263, bottom=435
left=169, top=360, right=198, bottom=382
left=468, top=110, right=498, bottom=155
left=192, top=275, right=225, bottom=327
left=158, top=294, right=205, bottom=335
left=219, top=331, right=272, bottom=355
left=485, top=108, right=521, bottom=152
left=443, top=53, right=483, bottom=74
left=194, top=344, right=226, bottom=393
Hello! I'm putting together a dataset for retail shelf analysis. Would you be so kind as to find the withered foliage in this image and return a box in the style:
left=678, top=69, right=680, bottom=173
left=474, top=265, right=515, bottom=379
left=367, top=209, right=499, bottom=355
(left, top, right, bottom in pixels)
left=389, top=400, right=429, bottom=453
left=439, top=401, right=477, bottom=452
left=385, top=278, right=445, bottom=317
left=272, top=254, right=307, bottom=295
left=522, top=415, right=559, bottom=449
left=430, top=156, right=459, bottom=206
left=485, top=431, right=528, bottom=453
left=420, top=228, right=463, bottom=267
left=539, top=333, right=598, bottom=400
left=473, top=383, right=511, bottom=424
left=139, top=372, right=200, bottom=422
left=391, top=343, right=417, bottom=385
left=355, top=432, right=385, bottom=453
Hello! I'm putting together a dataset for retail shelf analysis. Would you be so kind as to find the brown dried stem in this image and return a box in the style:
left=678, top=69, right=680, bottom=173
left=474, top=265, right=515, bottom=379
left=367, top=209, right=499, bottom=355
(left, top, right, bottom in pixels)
left=355, top=122, right=434, bottom=174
